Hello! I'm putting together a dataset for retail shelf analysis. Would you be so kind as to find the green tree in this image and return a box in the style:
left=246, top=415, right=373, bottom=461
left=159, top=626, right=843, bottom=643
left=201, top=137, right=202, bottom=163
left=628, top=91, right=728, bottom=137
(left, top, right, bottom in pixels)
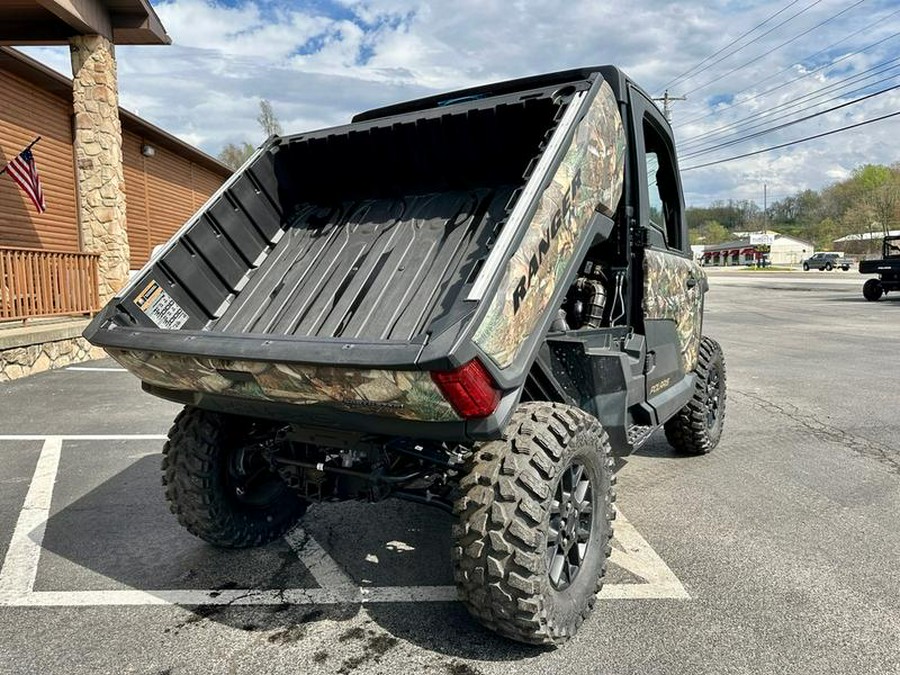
left=686, top=163, right=900, bottom=251
left=810, top=217, right=839, bottom=250
left=217, top=99, right=283, bottom=170
left=217, top=141, right=255, bottom=170
left=853, top=164, right=892, bottom=191
left=689, top=219, right=731, bottom=245
left=257, top=99, right=283, bottom=137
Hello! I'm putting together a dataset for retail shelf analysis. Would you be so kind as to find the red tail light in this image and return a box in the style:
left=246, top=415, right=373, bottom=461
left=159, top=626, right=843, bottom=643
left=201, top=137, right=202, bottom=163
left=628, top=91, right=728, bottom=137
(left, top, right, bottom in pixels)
left=431, top=359, right=501, bottom=419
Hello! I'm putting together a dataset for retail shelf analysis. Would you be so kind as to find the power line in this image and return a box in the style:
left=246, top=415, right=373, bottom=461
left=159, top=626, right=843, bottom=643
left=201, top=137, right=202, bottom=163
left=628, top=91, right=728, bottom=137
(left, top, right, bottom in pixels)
left=678, top=61, right=900, bottom=153
left=664, top=0, right=822, bottom=95
left=674, top=10, right=900, bottom=129
left=681, top=75, right=900, bottom=157
left=683, top=0, right=867, bottom=97
left=677, top=55, right=900, bottom=150
left=660, top=0, right=822, bottom=93
left=681, top=109, right=900, bottom=172
left=680, top=83, right=900, bottom=159
left=658, top=0, right=804, bottom=93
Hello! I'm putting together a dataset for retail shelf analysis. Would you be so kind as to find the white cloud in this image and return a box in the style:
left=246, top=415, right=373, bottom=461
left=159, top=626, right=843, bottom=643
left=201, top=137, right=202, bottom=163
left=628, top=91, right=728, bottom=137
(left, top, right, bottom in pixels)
left=19, top=0, right=900, bottom=206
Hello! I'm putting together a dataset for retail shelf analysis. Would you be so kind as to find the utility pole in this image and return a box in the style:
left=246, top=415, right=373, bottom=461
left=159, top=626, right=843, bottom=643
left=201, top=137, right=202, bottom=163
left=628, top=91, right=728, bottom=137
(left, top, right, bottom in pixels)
left=653, top=90, right=687, bottom=121
left=763, top=183, right=767, bottom=232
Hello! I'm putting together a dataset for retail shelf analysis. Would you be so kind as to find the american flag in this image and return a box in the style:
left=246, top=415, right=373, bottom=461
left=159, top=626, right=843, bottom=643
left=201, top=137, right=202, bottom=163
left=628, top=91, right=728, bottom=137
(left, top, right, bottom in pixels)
left=3, top=147, right=46, bottom=214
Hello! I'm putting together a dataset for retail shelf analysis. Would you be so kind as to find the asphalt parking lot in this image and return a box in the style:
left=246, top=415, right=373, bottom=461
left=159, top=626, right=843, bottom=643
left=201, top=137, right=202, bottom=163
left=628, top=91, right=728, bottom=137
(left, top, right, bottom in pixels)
left=0, top=270, right=898, bottom=675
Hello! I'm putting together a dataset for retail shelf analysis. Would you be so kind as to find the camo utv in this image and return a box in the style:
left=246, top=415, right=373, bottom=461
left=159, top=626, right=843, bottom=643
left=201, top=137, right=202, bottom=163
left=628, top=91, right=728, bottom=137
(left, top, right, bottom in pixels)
left=85, top=66, right=726, bottom=645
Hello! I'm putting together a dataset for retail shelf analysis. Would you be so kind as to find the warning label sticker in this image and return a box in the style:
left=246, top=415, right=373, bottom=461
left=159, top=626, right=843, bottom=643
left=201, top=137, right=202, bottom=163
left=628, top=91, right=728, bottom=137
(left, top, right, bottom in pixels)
left=134, top=280, right=189, bottom=330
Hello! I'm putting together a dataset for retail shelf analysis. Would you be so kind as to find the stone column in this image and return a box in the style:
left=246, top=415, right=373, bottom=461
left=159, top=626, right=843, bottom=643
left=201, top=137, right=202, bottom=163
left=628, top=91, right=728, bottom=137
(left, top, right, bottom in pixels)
left=69, top=34, right=130, bottom=305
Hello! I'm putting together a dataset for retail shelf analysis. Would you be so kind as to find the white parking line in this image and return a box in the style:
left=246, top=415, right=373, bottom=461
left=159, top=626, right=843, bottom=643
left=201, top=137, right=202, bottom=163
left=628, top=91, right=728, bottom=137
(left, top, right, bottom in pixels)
left=65, top=367, right=128, bottom=373
left=589, top=512, right=693, bottom=600
left=0, top=435, right=167, bottom=442
left=1, top=589, right=336, bottom=607
left=0, top=436, right=690, bottom=607
left=284, top=527, right=360, bottom=602
left=0, top=437, right=61, bottom=596
left=608, top=516, right=690, bottom=599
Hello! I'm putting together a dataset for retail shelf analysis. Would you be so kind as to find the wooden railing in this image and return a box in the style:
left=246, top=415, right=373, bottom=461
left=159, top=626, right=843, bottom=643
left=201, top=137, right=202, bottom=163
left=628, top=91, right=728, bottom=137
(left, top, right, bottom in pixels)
left=0, top=247, right=100, bottom=321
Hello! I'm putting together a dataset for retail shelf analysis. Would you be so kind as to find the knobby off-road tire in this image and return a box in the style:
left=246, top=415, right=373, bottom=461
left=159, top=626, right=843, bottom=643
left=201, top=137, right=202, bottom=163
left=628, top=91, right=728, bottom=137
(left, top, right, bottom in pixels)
left=664, top=336, right=727, bottom=455
left=162, top=407, right=307, bottom=548
left=452, top=402, right=615, bottom=646
left=863, top=278, right=884, bottom=302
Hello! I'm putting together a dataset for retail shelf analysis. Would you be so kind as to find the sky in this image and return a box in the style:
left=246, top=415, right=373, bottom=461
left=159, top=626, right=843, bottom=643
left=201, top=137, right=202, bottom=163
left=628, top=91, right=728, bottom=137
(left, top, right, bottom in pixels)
left=21, top=0, right=900, bottom=207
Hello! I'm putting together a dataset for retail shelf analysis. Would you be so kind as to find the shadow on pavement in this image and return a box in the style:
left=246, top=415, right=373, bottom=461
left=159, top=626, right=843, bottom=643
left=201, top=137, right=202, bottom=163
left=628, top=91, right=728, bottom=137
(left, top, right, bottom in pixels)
left=36, top=450, right=540, bottom=661
left=819, top=295, right=900, bottom=304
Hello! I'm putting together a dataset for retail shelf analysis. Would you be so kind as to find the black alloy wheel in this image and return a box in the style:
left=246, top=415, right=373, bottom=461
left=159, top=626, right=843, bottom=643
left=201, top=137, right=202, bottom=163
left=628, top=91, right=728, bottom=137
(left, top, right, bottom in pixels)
left=705, top=362, right=723, bottom=429
left=664, top=336, right=727, bottom=455
left=547, top=461, right=594, bottom=591
left=453, top=402, right=615, bottom=645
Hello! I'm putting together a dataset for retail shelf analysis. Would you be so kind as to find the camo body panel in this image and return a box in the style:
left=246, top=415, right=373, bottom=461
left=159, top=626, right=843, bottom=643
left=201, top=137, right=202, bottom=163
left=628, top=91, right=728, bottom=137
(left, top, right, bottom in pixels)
left=473, top=81, right=626, bottom=368
left=106, top=348, right=460, bottom=422
left=642, top=250, right=705, bottom=372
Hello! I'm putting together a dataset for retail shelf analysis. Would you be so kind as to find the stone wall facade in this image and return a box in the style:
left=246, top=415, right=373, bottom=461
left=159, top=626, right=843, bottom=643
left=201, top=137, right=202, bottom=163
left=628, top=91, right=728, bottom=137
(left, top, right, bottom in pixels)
left=69, top=34, right=130, bottom=305
left=0, top=337, right=105, bottom=383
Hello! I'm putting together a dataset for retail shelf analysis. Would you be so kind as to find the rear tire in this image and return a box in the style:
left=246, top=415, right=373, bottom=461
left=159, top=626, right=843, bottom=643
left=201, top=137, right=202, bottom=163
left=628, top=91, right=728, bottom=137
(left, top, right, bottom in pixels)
left=863, top=278, right=884, bottom=302
left=162, top=407, right=307, bottom=548
left=825, top=262, right=834, bottom=271
left=452, top=402, right=615, bottom=646
left=664, top=336, right=726, bottom=455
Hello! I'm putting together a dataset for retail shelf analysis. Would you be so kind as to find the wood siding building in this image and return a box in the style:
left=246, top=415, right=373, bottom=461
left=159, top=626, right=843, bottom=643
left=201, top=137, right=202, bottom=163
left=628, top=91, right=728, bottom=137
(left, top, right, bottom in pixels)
left=0, top=47, right=231, bottom=273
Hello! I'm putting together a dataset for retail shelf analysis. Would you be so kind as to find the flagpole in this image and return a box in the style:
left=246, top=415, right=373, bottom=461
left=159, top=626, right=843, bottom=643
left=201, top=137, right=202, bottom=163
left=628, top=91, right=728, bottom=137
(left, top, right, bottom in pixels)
left=0, top=136, right=41, bottom=176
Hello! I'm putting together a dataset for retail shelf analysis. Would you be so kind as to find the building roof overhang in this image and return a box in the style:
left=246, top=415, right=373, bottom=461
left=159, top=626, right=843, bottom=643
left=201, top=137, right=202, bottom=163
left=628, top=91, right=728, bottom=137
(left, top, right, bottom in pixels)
left=0, top=0, right=169, bottom=46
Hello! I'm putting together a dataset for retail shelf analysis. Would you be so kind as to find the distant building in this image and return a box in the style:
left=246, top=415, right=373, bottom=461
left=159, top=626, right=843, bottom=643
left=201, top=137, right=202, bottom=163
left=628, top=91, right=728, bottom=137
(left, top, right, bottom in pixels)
left=833, top=229, right=900, bottom=257
left=698, top=232, right=814, bottom=266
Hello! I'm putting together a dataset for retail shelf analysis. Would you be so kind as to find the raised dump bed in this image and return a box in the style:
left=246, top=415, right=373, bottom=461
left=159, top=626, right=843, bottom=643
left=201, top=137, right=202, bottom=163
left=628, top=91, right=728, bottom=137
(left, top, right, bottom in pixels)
left=85, top=66, right=627, bottom=438
left=99, top=86, right=565, bottom=344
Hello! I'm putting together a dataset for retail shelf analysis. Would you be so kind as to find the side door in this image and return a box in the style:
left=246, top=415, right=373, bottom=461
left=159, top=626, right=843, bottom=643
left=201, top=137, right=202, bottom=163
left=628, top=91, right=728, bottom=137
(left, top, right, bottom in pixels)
left=629, top=88, right=705, bottom=418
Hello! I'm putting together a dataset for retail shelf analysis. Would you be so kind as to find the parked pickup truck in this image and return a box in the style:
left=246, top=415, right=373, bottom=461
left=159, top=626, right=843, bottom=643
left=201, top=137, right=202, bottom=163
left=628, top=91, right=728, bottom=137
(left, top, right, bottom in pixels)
left=84, top=66, right=726, bottom=646
left=802, top=252, right=852, bottom=271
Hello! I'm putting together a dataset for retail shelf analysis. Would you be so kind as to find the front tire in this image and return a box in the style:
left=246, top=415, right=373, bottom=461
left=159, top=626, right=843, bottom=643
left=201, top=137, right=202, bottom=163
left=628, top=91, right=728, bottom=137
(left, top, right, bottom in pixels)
left=162, top=407, right=307, bottom=548
left=664, top=336, right=726, bottom=455
left=803, top=263, right=809, bottom=271
left=453, top=402, right=615, bottom=646
left=863, top=278, right=884, bottom=302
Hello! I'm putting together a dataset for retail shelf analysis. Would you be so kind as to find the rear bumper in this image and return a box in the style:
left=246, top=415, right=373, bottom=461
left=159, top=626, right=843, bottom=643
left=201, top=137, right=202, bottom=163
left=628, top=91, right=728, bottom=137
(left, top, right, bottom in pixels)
left=106, top=346, right=517, bottom=441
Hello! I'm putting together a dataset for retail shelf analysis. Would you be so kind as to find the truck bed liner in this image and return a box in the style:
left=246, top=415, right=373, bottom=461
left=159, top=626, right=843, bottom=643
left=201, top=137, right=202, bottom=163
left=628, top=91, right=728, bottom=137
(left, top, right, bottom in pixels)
left=99, top=89, right=567, bottom=353
left=211, top=187, right=514, bottom=341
